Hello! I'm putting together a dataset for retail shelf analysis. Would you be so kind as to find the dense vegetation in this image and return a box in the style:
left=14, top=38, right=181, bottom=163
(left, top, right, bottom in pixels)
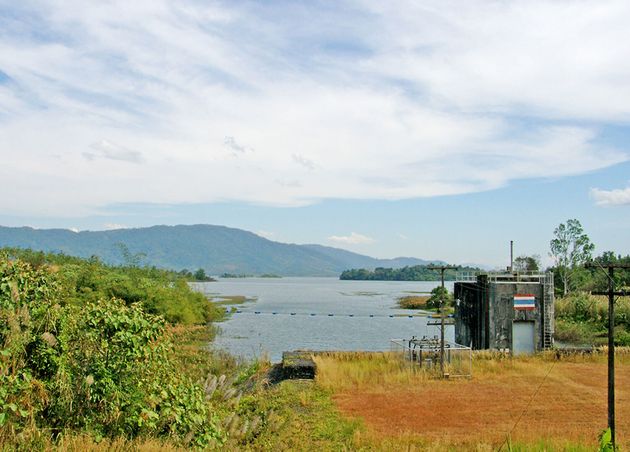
left=544, top=219, right=630, bottom=346
left=0, top=248, right=220, bottom=325
left=340, top=265, right=479, bottom=281
left=0, top=248, right=229, bottom=448
left=549, top=251, right=630, bottom=296
left=555, top=292, right=630, bottom=346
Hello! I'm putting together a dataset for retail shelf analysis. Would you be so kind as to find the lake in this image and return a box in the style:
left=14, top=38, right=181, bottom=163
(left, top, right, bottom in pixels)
left=192, top=277, right=455, bottom=362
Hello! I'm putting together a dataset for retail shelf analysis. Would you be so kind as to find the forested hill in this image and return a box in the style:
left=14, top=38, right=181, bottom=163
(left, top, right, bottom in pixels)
left=0, top=224, right=438, bottom=276
left=340, top=265, right=481, bottom=281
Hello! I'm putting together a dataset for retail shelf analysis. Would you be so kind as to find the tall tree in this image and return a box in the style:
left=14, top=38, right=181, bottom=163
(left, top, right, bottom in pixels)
left=513, top=255, right=540, bottom=272
left=550, top=219, right=595, bottom=296
left=194, top=268, right=208, bottom=281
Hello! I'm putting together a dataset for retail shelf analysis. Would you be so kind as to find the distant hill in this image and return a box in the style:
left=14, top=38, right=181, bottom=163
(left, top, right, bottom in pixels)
left=301, top=244, right=440, bottom=269
left=0, top=224, right=442, bottom=277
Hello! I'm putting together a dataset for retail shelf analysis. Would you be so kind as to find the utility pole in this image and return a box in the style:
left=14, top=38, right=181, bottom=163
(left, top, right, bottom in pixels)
left=585, top=262, right=630, bottom=450
left=427, top=265, right=460, bottom=377
left=510, top=240, right=514, bottom=272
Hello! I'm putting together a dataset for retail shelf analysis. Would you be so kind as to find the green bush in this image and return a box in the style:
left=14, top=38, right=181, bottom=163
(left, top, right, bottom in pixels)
left=554, top=319, right=597, bottom=344
left=426, top=286, right=453, bottom=310
left=2, top=247, right=222, bottom=325
left=555, top=292, right=630, bottom=345
left=0, top=256, right=223, bottom=447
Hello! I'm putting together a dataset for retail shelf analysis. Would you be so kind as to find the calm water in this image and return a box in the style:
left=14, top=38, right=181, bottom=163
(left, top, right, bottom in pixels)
left=192, top=277, right=455, bottom=362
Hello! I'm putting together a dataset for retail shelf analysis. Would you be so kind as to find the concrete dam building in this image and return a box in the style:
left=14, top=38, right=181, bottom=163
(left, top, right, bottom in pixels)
left=454, top=272, right=554, bottom=354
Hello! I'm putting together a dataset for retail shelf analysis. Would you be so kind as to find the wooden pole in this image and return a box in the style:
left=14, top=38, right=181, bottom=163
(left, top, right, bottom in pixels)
left=427, top=264, right=460, bottom=377
left=440, top=267, right=445, bottom=375
left=607, top=266, right=615, bottom=448
left=587, top=262, right=630, bottom=449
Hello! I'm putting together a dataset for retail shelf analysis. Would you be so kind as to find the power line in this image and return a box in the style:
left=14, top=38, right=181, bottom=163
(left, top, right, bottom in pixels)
left=584, top=261, right=630, bottom=450
left=497, top=360, right=557, bottom=452
left=427, top=265, right=460, bottom=377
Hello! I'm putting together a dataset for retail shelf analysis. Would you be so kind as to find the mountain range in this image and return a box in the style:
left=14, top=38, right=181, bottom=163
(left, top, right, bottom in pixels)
left=0, top=224, right=443, bottom=276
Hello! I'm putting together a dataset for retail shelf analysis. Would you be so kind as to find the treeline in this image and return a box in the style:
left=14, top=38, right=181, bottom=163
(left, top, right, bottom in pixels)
left=339, top=265, right=480, bottom=281
left=550, top=251, right=630, bottom=295
left=1, top=247, right=221, bottom=324
left=178, top=267, right=216, bottom=281
left=549, top=250, right=630, bottom=346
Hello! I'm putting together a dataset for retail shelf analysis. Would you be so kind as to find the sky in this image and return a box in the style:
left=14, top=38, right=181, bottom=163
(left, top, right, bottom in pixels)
left=1, top=0, right=629, bottom=267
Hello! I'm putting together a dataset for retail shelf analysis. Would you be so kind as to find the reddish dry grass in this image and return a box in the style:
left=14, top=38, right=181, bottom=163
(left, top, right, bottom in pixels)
left=332, top=360, right=630, bottom=448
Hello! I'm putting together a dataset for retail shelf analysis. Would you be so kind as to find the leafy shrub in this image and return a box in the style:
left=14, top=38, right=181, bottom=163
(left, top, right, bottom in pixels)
left=554, top=319, right=597, bottom=344
left=426, top=286, right=453, bottom=310
left=1, top=258, right=61, bottom=439
left=555, top=292, right=630, bottom=345
left=2, top=247, right=223, bottom=325
left=0, top=256, right=223, bottom=447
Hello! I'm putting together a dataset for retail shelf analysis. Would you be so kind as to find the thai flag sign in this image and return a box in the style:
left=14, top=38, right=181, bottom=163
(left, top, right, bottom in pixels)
left=514, top=294, right=536, bottom=311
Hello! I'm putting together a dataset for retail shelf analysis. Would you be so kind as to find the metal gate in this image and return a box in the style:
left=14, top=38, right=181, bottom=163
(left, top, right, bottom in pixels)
left=512, top=321, right=535, bottom=355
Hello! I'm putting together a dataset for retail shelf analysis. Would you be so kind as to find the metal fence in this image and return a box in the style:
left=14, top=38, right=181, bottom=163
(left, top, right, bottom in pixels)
left=390, top=336, right=472, bottom=378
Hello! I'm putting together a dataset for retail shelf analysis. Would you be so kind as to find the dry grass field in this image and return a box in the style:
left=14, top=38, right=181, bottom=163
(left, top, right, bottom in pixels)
left=314, top=350, right=630, bottom=450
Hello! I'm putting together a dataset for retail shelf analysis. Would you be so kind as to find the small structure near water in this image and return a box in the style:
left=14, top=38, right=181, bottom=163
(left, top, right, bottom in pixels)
left=454, top=271, right=554, bottom=354
left=390, top=336, right=472, bottom=378
left=281, top=351, right=316, bottom=379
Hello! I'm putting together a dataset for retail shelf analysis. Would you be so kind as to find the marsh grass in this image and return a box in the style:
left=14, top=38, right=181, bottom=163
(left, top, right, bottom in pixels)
left=211, top=295, right=257, bottom=305
left=167, top=324, right=241, bottom=382
left=397, top=295, right=431, bottom=309
left=314, top=351, right=431, bottom=391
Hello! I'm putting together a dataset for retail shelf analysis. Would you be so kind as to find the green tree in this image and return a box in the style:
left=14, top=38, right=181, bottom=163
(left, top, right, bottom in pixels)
left=193, top=268, right=208, bottom=281
left=115, top=242, right=147, bottom=268
left=550, top=219, right=595, bottom=296
left=513, top=255, right=540, bottom=272
left=426, top=286, right=453, bottom=310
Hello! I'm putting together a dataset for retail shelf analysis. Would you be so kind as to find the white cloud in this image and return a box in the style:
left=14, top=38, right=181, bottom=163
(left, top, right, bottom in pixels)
left=224, top=136, right=252, bottom=156
left=590, top=185, right=630, bottom=206
left=328, top=232, right=375, bottom=245
left=292, top=154, right=316, bottom=171
left=104, top=223, right=128, bottom=230
left=256, top=230, right=275, bottom=239
left=0, top=1, right=628, bottom=216
left=83, top=140, right=144, bottom=164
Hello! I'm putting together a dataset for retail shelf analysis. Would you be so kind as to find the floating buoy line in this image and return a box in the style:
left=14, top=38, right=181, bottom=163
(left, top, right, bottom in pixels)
left=223, top=308, right=454, bottom=320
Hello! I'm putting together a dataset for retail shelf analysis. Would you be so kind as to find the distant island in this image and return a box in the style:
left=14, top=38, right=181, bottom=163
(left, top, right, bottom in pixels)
left=339, top=265, right=480, bottom=281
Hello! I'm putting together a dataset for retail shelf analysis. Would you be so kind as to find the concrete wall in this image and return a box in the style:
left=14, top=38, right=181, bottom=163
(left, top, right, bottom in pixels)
left=454, top=281, right=484, bottom=348
left=487, top=282, right=545, bottom=351
left=455, top=273, right=553, bottom=352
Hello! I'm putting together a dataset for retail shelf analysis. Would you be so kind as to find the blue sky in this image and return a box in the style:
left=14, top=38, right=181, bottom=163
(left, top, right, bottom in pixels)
left=1, top=1, right=629, bottom=267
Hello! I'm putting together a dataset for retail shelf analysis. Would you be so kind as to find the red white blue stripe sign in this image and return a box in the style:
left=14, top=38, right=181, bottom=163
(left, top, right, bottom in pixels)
left=514, top=294, right=536, bottom=311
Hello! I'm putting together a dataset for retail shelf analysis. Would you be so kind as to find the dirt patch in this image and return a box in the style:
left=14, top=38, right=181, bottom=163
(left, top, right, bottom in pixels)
left=333, top=361, right=630, bottom=447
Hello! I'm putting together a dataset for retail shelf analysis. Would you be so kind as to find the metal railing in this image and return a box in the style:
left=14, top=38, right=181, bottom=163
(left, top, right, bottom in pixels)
left=390, top=337, right=472, bottom=378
